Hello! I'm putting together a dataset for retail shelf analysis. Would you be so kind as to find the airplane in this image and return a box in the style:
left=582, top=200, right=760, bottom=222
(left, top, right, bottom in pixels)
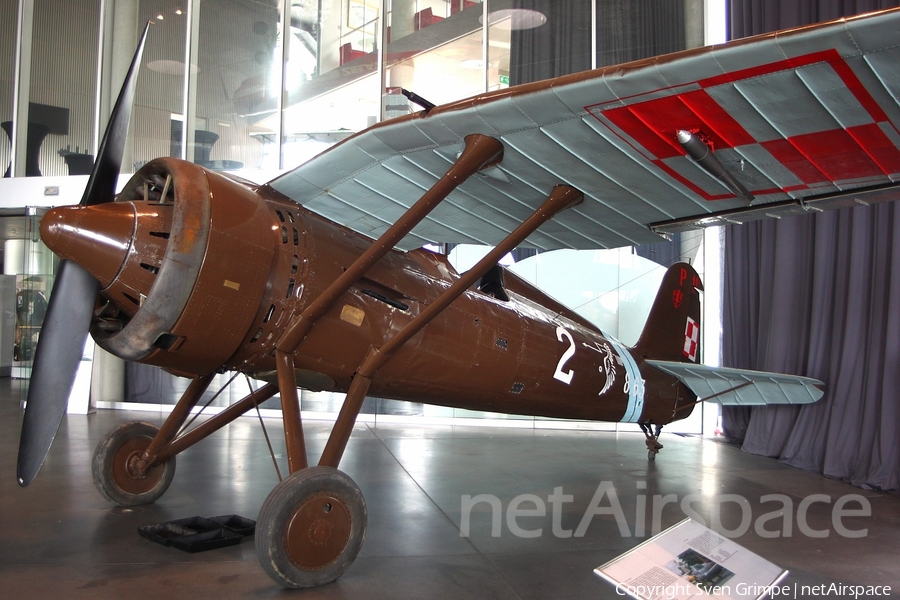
left=15, top=6, right=900, bottom=589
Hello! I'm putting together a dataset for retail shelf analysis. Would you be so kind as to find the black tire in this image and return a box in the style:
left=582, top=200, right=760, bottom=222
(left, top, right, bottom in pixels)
left=91, top=421, right=175, bottom=506
left=256, top=466, right=367, bottom=588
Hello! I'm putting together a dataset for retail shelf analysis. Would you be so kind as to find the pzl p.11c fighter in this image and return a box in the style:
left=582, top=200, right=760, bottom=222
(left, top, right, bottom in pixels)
left=19, top=7, right=900, bottom=588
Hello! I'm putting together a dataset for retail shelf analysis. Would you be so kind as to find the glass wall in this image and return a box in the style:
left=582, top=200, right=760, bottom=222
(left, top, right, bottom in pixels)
left=26, top=0, right=101, bottom=177
left=0, top=209, right=53, bottom=380
left=279, top=0, right=383, bottom=167
left=0, top=0, right=16, bottom=177
left=129, top=0, right=188, bottom=169
left=190, top=0, right=283, bottom=170
left=385, top=0, right=485, bottom=107
left=1, top=0, right=699, bottom=179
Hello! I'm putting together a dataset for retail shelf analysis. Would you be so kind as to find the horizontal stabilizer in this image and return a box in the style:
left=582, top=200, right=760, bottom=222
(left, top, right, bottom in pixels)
left=647, top=361, right=824, bottom=406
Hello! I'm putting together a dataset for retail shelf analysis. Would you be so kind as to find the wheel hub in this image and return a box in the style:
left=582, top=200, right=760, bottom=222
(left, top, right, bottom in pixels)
left=125, top=451, right=149, bottom=479
left=111, top=436, right=162, bottom=494
left=285, top=493, right=352, bottom=570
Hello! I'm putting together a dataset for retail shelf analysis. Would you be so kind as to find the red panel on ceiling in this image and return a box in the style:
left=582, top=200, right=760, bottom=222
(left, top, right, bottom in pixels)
left=674, top=90, right=756, bottom=148
left=847, top=123, right=900, bottom=176
left=828, top=58, right=890, bottom=123
left=760, top=139, right=827, bottom=185
left=651, top=159, right=729, bottom=200
left=788, top=129, right=884, bottom=181
left=602, top=91, right=755, bottom=160
left=592, top=49, right=900, bottom=199
left=624, top=95, right=706, bottom=157
left=651, top=157, right=782, bottom=201
left=602, top=104, right=683, bottom=160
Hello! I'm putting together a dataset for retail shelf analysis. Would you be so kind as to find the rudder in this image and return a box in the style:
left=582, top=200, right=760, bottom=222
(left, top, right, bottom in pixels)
left=632, top=262, right=703, bottom=363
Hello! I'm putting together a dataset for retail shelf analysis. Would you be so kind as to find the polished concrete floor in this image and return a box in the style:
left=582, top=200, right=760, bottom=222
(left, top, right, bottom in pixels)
left=1, top=377, right=898, bottom=599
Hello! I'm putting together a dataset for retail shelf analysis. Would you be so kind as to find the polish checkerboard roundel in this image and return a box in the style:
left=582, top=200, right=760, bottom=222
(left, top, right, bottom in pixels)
left=683, top=317, right=699, bottom=362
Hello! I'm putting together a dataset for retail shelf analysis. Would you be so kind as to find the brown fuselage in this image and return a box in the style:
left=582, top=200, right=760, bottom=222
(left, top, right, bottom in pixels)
left=46, top=158, right=695, bottom=427
left=226, top=192, right=692, bottom=425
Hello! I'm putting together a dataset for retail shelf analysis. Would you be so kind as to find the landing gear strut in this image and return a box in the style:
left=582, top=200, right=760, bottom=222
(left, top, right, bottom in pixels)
left=256, top=142, right=582, bottom=588
left=640, top=422, right=663, bottom=461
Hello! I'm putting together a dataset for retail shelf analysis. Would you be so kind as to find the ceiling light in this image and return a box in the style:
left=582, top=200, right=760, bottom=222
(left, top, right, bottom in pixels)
left=479, top=9, right=547, bottom=31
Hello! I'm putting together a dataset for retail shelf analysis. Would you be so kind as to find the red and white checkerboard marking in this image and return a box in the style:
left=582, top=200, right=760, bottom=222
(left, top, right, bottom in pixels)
left=589, top=50, right=900, bottom=202
left=683, top=317, right=700, bottom=362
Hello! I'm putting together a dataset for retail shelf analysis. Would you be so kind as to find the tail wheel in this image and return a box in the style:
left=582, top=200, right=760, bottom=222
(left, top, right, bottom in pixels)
left=645, top=437, right=662, bottom=461
left=256, top=466, right=367, bottom=588
left=92, top=421, right=175, bottom=506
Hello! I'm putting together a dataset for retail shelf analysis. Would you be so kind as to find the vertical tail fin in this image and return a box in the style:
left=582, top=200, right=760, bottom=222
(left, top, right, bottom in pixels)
left=632, top=262, right=703, bottom=363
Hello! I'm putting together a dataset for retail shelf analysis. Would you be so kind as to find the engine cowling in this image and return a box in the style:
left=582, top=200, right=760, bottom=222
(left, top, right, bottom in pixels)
left=41, top=158, right=277, bottom=376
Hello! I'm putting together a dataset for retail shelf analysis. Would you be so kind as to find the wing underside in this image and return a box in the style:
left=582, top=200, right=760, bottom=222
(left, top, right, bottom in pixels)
left=647, top=360, right=824, bottom=406
left=268, top=8, right=900, bottom=251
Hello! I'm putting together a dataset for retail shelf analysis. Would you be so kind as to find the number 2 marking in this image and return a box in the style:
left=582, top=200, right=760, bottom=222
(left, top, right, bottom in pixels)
left=553, top=326, right=575, bottom=384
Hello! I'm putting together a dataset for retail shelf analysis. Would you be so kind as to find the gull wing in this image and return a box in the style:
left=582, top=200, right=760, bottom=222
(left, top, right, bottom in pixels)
left=267, top=9, right=900, bottom=251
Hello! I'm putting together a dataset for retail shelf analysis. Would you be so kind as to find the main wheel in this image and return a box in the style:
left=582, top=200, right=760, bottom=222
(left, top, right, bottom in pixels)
left=256, top=466, right=367, bottom=588
left=92, top=421, right=175, bottom=506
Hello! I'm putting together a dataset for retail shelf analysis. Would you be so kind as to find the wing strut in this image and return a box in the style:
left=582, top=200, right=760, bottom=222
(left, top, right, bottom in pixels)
left=272, top=134, right=504, bottom=473
left=319, top=184, right=584, bottom=468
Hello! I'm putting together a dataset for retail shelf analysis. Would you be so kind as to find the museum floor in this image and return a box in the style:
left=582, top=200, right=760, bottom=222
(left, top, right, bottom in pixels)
left=1, top=377, right=898, bottom=599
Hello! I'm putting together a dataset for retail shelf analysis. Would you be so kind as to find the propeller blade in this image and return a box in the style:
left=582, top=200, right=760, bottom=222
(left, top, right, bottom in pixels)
left=82, top=21, right=150, bottom=207
left=16, top=23, right=150, bottom=486
left=17, top=261, right=99, bottom=486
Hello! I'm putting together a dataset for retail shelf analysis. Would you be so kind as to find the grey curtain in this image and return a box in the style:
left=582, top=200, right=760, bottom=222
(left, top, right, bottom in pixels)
left=723, top=0, right=900, bottom=492
left=728, top=0, right=900, bottom=38
left=594, top=0, right=686, bottom=68
left=510, top=0, right=685, bottom=85
left=510, top=0, right=593, bottom=84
